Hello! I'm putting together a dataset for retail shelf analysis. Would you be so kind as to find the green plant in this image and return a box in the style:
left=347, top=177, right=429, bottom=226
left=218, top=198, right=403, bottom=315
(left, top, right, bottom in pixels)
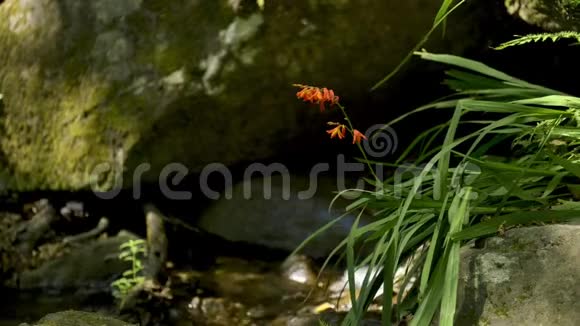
left=495, top=31, right=580, bottom=50
left=318, top=320, right=331, bottom=326
left=295, top=52, right=579, bottom=326
left=111, top=239, right=146, bottom=301
left=299, top=2, right=579, bottom=325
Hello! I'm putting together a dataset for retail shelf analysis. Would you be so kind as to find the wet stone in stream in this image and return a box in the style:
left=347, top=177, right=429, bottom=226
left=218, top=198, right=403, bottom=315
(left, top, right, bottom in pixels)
left=185, top=256, right=328, bottom=324
left=181, top=256, right=382, bottom=325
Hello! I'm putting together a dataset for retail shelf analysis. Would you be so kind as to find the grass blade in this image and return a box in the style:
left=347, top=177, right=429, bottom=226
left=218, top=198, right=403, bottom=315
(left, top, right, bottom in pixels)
left=371, top=1, right=467, bottom=90
left=546, top=151, right=580, bottom=178
left=415, top=52, right=562, bottom=94
left=381, top=242, right=397, bottom=324
left=439, top=189, right=470, bottom=326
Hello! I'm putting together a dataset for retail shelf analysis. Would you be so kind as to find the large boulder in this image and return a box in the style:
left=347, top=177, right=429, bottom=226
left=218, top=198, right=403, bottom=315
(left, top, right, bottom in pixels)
left=197, top=175, right=369, bottom=258
left=0, top=0, right=502, bottom=191
left=456, top=224, right=580, bottom=325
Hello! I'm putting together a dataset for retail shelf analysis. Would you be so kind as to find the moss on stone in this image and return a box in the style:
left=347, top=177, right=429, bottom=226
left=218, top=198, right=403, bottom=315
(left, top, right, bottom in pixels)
left=492, top=304, right=511, bottom=318
left=34, top=310, right=133, bottom=326
left=0, top=0, right=498, bottom=191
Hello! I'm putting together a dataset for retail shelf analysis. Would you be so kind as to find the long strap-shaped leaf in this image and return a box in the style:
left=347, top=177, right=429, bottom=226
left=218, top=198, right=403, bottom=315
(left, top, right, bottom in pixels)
left=415, top=52, right=563, bottom=94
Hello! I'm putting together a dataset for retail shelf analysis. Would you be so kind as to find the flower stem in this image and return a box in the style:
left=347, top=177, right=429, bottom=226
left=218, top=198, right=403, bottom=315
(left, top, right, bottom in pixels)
left=336, top=103, right=381, bottom=182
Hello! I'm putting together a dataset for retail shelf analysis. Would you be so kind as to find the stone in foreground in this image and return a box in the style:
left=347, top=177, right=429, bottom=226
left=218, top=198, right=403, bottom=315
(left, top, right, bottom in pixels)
left=26, top=310, right=133, bottom=326
left=456, top=224, right=580, bottom=325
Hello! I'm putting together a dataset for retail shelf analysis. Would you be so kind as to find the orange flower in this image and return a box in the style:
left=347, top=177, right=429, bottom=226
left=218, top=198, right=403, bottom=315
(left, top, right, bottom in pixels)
left=293, top=84, right=339, bottom=111
left=326, top=123, right=346, bottom=140
left=352, top=129, right=367, bottom=144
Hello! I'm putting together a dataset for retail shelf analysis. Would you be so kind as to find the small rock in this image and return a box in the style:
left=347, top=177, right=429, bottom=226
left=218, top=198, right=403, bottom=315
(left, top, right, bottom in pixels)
left=281, top=255, right=317, bottom=285
left=60, top=201, right=87, bottom=219
left=15, top=231, right=140, bottom=291
left=188, top=297, right=249, bottom=326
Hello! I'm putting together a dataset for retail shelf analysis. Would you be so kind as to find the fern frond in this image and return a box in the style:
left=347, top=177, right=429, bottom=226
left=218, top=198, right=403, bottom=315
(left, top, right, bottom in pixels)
left=495, top=31, right=580, bottom=50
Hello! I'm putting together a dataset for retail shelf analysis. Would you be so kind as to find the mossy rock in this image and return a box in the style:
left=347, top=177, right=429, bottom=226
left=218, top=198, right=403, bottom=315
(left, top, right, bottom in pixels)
left=0, top=0, right=502, bottom=191
left=30, top=310, right=134, bottom=326
left=505, top=0, right=580, bottom=30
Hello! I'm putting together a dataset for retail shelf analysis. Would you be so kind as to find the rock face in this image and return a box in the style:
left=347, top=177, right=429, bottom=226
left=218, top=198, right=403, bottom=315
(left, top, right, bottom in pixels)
left=0, top=0, right=501, bottom=191
left=456, top=224, right=580, bottom=325
left=197, top=176, right=368, bottom=258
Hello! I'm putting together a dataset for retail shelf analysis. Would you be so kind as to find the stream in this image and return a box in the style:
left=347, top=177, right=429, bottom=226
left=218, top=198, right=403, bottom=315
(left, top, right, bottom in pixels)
left=0, top=194, right=383, bottom=326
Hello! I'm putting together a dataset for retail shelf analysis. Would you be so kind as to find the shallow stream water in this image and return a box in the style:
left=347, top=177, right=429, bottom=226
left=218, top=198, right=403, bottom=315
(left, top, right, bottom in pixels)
left=0, top=248, right=377, bottom=325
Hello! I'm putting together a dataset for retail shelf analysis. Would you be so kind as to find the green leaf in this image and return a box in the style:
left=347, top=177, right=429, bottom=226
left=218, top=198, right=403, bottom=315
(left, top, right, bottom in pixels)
left=445, top=69, right=507, bottom=90
left=118, top=252, right=131, bottom=259
left=345, top=211, right=364, bottom=321
left=541, top=172, right=567, bottom=198
left=416, top=52, right=561, bottom=94
left=291, top=212, right=351, bottom=257
left=460, top=99, right=566, bottom=115
left=439, top=190, right=470, bottom=326
left=550, top=127, right=580, bottom=139
left=370, top=1, right=467, bottom=90
left=462, top=155, right=564, bottom=176
left=410, top=250, right=448, bottom=326
left=433, top=0, right=455, bottom=27
left=346, top=197, right=371, bottom=211
left=495, top=31, right=580, bottom=50
left=112, top=278, right=131, bottom=288
left=512, top=95, right=580, bottom=108
left=435, top=102, right=463, bottom=200
left=568, top=184, right=580, bottom=198
left=381, top=242, right=397, bottom=324
left=419, top=195, right=448, bottom=297
left=439, top=240, right=460, bottom=326
left=318, top=320, right=331, bottom=326
left=546, top=151, right=580, bottom=178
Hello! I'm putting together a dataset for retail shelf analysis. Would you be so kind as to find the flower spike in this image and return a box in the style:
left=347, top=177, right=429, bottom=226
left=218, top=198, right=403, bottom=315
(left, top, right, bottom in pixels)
left=293, top=84, right=339, bottom=111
